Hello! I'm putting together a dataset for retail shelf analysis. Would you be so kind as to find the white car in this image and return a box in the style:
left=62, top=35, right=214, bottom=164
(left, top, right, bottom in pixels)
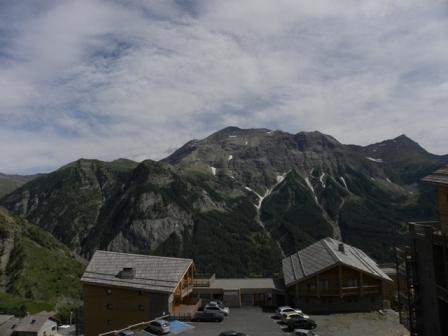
left=204, top=304, right=229, bottom=316
left=281, top=311, right=310, bottom=323
left=294, top=329, right=319, bottom=336
left=144, top=320, right=170, bottom=334
left=275, top=306, right=303, bottom=319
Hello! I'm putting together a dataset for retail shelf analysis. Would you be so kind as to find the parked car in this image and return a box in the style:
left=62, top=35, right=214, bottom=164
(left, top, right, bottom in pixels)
left=204, top=304, right=229, bottom=316
left=191, top=311, right=224, bottom=322
left=218, top=331, right=247, bottom=336
left=281, top=311, right=310, bottom=323
left=144, top=320, right=170, bottom=334
left=207, top=301, right=230, bottom=315
left=118, top=330, right=136, bottom=336
left=275, top=306, right=303, bottom=319
left=210, top=299, right=224, bottom=306
left=287, top=318, right=317, bottom=332
left=294, top=329, right=319, bottom=336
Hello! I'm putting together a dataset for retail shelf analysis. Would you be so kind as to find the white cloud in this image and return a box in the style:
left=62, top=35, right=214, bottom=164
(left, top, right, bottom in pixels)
left=0, top=0, right=447, bottom=173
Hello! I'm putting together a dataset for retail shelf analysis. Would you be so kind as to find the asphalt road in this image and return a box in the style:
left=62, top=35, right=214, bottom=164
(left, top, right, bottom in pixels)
left=180, top=307, right=407, bottom=336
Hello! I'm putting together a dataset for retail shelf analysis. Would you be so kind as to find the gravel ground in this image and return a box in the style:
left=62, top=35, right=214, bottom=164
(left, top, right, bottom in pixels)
left=311, top=310, right=408, bottom=336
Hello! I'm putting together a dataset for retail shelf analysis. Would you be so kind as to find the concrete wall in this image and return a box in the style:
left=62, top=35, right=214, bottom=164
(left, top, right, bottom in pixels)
left=83, top=284, right=169, bottom=336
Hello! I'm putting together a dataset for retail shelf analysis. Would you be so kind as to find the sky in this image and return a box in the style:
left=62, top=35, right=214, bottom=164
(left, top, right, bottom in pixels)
left=1, top=0, right=447, bottom=174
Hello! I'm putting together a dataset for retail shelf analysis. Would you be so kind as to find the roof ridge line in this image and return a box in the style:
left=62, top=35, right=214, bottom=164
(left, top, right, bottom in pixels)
left=82, top=272, right=180, bottom=284
left=321, top=238, right=341, bottom=263
left=296, top=251, right=307, bottom=278
left=94, top=250, right=194, bottom=262
left=290, top=256, right=297, bottom=282
left=348, top=247, right=379, bottom=276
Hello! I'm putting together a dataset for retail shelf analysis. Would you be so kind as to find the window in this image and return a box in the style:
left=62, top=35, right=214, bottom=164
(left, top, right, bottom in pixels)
left=138, top=304, right=145, bottom=311
left=31, top=320, right=36, bottom=324
left=138, top=290, right=144, bottom=296
left=319, top=279, right=329, bottom=290
left=106, top=288, right=112, bottom=295
left=107, top=319, right=112, bottom=325
left=106, top=303, right=112, bottom=310
left=307, top=283, right=316, bottom=293
left=347, top=279, right=358, bottom=287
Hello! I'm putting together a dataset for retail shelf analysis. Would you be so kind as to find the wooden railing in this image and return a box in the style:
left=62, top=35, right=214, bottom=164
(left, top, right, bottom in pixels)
left=193, top=273, right=215, bottom=287
left=298, top=285, right=381, bottom=297
left=171, top=298, right=202, bottom=321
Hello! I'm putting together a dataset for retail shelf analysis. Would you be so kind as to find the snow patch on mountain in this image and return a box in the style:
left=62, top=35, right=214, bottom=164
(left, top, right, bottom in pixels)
left=340, top=177, right=349, bottom=191
left=276, top=173, right=287, bottom=183
left=366, top=157, right=384, bottom=163
left=319, top=172, right=326, bottom=188
left=305, top=177, right=318, bottom=203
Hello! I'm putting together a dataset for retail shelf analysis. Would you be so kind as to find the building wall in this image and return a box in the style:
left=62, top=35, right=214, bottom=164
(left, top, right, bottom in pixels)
left=296, top=295, right=382, bottom=314
left=437, top=185, right=448, bottom=234
left=288, top=265, right=385, bottom=314
left=412, top=230, right=443, bottom=336
left=382, top=271, right=397, bottom=308
left=83, top=284, right=169, bottom=336
left=193, top=288, right=283, bottom=308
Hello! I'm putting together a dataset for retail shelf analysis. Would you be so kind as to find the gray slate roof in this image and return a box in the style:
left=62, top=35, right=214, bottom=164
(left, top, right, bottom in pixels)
left=0, top=315, right=13, bottom=325
left=282, top=238, right=391, bottom=287
left=81, top=250, right=193, bottom=293
left=422, top=166, right=448, bottom=186
left=13, top=313, right=54, bottom=333
left=0, top=316, right=20, bottom=336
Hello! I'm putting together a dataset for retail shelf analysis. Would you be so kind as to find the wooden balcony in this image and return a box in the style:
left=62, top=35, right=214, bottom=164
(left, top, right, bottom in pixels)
left=193, top=273, right=215, bottom=288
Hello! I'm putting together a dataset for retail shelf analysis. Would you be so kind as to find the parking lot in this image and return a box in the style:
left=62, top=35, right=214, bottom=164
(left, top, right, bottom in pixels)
left=182, top=307, right=285, bottom=336
left=179, top=307, right=407, bottom=336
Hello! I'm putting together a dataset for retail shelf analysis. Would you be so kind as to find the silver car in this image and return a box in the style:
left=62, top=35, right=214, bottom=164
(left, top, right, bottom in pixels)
left=207, top=301, right=230, bottom=315
left=144, top=320, right=170, bottom=335
left=118, top=330, right=136, bottom=336
left=204, top=304, right=229, bottom=316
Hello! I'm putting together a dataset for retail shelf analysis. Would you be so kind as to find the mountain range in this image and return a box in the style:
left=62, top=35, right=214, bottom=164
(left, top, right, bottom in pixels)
left=0, top=127, right=446, bottom=294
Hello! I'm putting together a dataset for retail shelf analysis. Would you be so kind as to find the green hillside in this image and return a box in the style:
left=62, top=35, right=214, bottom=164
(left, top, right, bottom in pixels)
left=0, top=207, right=85, bottom=315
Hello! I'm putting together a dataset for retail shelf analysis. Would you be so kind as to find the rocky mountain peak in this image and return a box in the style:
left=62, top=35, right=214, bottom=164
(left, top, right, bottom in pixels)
left=294, top=131, right=342, bottom=151
left=363, top=134, right=431, bottom=164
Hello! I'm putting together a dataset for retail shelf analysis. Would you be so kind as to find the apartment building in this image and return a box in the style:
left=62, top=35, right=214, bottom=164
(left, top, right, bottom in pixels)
left=396, top=166, right=448, bottom=336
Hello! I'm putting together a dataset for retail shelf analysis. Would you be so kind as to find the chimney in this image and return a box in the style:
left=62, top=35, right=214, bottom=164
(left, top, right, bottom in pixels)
left=118, top=266, right=135, bottom=279
left=338, top=243, right=345, bottom=254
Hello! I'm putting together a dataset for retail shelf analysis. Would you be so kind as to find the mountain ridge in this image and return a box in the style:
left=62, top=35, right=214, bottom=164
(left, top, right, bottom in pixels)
left=1, top=128, right=446, bottom=276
